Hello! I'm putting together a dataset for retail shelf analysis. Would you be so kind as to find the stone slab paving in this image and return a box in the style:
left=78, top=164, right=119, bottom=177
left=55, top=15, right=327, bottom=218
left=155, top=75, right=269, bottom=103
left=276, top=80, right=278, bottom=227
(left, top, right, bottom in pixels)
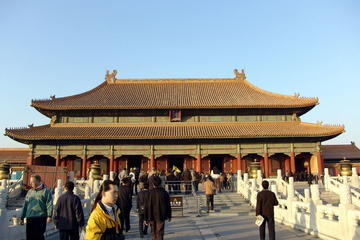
left=47, top=191, right=320, bottom=240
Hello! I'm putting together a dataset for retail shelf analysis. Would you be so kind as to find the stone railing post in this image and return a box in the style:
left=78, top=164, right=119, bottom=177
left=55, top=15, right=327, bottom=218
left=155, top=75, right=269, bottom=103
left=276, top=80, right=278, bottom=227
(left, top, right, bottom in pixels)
left=287, top=177, right=295, bottom=200
left=103, top=174, right=109, bottom=181
left=93, top=180, right=100, bottom=194
left=351, top=168, right=359, bottom=188
left=109, top=171, right=115, bottom=181
left=73, top=186, right=79, bottom=196
left=0, top=180, right=7, bottom=209
left=244, top=173, right=249, bottom=182
left=324, top=168, right=330, bottom=191
left=276, top=169, right=284, bottom=194
left=85, top=184, right=91, bottom=200
left=54, top=179, right=64, bottom=205
left=0, top=179, right=8, bottom=238
left=338, top=179, right=354, bottom=240
left=83, top=184, right=92, bottom=217
left=340, top=180, right=352, bottom=206
left=237, top=170, right=241, bottom=194
left=242, top=173, right=249, bottom=199
left=257, top=170, right=262, bottom=186
left=304, top=188, right=311, bottom=202
left=68, top=171, right=75, bottom=182
left=250, top=178, right=257, bottom=206
left=310, top=184, right=321, bottom=205
left=309, top=184, right=320, bottom=235
left=270, top=184, right=278, bottom=198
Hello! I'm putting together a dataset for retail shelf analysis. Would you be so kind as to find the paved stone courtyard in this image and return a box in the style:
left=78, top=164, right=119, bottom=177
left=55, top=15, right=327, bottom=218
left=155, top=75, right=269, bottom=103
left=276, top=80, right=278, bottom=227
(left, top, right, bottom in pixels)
left=46, top=192, right=319, bottom=240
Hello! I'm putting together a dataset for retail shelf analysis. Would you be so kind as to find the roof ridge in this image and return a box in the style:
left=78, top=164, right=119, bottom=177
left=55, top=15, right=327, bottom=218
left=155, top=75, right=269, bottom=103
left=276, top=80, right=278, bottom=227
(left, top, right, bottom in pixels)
left=111, top=78, right=237, bottom=84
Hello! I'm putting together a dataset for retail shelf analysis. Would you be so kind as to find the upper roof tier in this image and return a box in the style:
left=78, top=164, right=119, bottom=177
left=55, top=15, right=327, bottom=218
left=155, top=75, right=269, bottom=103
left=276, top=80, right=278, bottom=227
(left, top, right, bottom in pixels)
left=31, top=69, right=319, bottom=115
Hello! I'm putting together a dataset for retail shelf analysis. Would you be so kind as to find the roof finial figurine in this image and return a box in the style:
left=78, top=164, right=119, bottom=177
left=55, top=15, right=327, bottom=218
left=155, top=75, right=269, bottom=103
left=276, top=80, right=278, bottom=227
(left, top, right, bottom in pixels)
left=50, top=95, right=56, bottom=100
left=233, top=68, right=246, bottom=81
left=105, top=69, right=118, bottom=83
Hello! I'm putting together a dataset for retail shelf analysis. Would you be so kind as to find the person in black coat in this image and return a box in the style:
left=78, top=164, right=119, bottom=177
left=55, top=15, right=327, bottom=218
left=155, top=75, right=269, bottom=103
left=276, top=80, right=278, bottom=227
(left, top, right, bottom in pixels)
left=144, top=175, right=171, bottom=240
left=182, top=168, right=192, bottom=194
left=53, top=181, right=84, bottom=240
left=137, top=182, right=150, bottom=238
left=117, top=177, right=133, bottom=233
left=256, top=180, right=279, bottom=240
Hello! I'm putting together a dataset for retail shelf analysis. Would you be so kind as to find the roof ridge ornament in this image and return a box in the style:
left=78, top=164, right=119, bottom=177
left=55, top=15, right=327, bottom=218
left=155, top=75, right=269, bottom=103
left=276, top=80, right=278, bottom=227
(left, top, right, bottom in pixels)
left=105, top=69, right=118, bottom=83
left=316, top=121, right=323, bottom=126
left=233, top=69, right=246, bottom=81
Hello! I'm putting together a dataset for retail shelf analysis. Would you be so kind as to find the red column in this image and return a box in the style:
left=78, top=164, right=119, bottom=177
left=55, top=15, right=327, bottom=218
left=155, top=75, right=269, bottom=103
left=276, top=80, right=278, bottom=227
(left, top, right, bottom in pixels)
left=196, top=154, right=201, bottom=172
left=27, top=154, right=34, bottom=165
left=150, top=154, right=155, bottom=169
left=242, top=158, right=247, bottom=173
left=317, top=151, right=323, bottom=175
left=56, top=154, right=60, bottom=168
left=81, top=155, right=87, bottom=179
left=264, top=153, right=269, bottom=178
left=290, top=152, right=296, bottom=174
left=268, top=156, right=273, bottom=176
left=109, top=155, right=114, bottom=172
left=236, top=153, right=241, bottom=171
left=284, top=157, right=290, bottom=173
left=61, top=158, right=66, bottom=168
left=86, top=158, right=91, bottom=178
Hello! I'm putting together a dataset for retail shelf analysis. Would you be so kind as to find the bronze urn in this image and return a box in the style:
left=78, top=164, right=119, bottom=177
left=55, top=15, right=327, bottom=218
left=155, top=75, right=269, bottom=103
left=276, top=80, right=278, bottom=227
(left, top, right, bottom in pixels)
left=0, top=163, right=11, bottom=180
left=249, top=159, right=261, bottom=178
left=89, top=161, right=102, bottom=180
left=338, top=157, right=352, bottom=176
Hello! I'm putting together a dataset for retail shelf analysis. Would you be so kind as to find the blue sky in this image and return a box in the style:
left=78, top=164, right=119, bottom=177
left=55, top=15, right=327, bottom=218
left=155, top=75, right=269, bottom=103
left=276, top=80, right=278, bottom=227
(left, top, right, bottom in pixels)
left=0, top=0, right=359, bottom=148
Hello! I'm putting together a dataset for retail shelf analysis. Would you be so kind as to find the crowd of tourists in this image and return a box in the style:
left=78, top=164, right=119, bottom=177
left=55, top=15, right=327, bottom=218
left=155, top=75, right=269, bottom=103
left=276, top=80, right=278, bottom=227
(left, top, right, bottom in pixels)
left=283, top=170, right=324, bottom=186
left=19, top=167, right=238, bottom=240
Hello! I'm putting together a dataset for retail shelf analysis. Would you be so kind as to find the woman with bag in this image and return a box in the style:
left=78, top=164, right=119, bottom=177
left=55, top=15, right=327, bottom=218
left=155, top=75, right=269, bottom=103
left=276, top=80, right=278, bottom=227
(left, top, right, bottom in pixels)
left=85, top=180, right=124, bottom=240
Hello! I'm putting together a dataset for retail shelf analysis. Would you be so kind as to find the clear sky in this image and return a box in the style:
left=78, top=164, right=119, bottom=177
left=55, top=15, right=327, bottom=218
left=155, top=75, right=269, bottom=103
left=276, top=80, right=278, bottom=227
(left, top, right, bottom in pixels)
left=0, top=0, right=359, bottom=148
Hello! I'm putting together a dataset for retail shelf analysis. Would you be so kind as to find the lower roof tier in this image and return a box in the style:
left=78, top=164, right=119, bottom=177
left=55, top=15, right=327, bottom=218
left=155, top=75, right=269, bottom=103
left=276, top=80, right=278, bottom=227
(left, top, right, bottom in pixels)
left=5, top=121, right=344, bottom=143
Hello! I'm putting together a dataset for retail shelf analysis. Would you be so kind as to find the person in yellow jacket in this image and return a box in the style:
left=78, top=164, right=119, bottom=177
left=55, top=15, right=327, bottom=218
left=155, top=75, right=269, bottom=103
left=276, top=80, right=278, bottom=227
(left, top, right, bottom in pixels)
left=86, top=180, right=124, bottom=240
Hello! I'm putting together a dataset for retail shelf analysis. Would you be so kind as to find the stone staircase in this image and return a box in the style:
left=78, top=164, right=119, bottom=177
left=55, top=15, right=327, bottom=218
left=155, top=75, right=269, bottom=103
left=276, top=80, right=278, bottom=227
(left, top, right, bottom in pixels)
left=319, top=188, right=340, bottom=205
left=293, top=182, right=340, bottom=205
left=199, top=191, right=254, bottom=216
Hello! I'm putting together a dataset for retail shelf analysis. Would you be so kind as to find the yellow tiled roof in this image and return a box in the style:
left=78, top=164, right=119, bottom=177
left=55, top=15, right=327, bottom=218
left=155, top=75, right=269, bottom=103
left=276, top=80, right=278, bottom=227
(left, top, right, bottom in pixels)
left=31, top=77, right=318, bottom=110
left=5, top=121, right=344, bottom=140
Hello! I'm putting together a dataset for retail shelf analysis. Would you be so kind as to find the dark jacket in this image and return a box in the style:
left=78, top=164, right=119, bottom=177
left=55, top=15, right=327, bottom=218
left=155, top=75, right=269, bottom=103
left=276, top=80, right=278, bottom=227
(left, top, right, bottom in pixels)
left=117, top=185, right=132, bottom=212
left=148, top=174, right=156, bottom=190
left=53, top=191, right=84, bottom=230
left=256, top=189, right=279, bottom=217
left=144, top=187, right=171, bottom=222
left=182, top=170, right=192, bottom=181
left=137, top=189, right=150, bottom=214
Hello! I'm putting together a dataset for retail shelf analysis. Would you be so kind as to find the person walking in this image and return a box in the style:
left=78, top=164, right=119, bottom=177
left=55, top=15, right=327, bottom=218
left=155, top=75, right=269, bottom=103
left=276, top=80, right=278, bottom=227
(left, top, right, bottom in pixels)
left=20, top=175, right=53, bottom=240
left=204, top=176, right=216, bottom=213
left=117, top=177, right=133, bottom=233
left=137, top=182, right=150, bottom=238
left=85, top=180, right=124, bottom=240
left=256, top=180, right=279, bottom=240
left=182, top=168, right=192, bottom=194
left=210, top=167, right=221, bottom=193
left=144, top=175, right=172, bottom=240
left=53, top=181, right=84, bottom=240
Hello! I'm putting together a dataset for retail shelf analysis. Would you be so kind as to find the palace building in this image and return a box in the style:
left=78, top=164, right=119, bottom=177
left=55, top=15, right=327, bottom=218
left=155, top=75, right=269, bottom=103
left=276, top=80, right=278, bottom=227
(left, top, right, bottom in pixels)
left=5, top=69, right=344, bottom=178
